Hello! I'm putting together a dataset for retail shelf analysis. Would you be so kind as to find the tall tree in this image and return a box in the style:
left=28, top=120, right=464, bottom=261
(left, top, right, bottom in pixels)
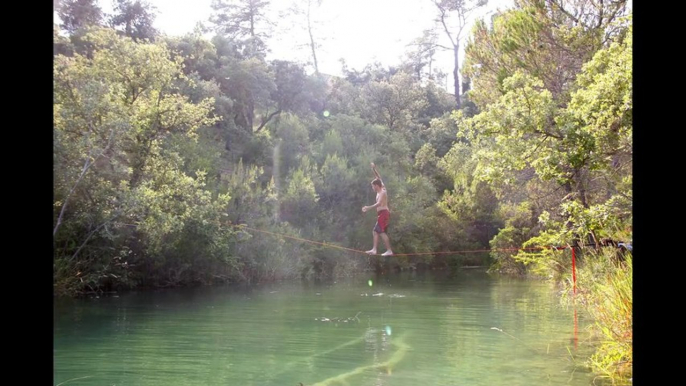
left=448, top=15, right=631, bottom=254
left=218, top=57, right=275, bottom=132
left=54, top=28, right=226, bottom=293
left=357, top=72, right=428, bottom=133
left=209, top=0, right=272, bottom=59
left=462, top=0, right=630, bottom=107
left=304, top=0, right=323, bottom=75
left=109, top=0, right=158, bottom=42
left=256, top=60, right=322, bottom=131
left=283, top=0, right=324, bottom=75
left=431, top=0, right=489, bottom=108
left=544, top=0, right=629, bottom=44
left=57, top=0, right=103, bottom=34
left=403, top=29, right=442, bottom=83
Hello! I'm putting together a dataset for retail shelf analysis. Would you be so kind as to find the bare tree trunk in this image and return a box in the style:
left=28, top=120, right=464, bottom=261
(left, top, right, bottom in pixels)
left=55, top=127, right=115, bottom=236
left=453, top=43, right=461, bottom=108
left=432, top=0, right=488, bottom=108
left=68, top=215, right=119, bottom=262
left=307, top=0, right=319, bottom=75
left=54, top=157, right=92, bottom=237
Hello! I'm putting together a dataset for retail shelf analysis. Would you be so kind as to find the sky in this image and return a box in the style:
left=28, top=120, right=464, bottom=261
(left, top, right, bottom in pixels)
left=57, top=0, right=515, bottom=87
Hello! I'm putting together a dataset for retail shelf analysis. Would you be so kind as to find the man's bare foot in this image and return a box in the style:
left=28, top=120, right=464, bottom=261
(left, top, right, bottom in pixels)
left=381, top=250, right=394, bottom=256
left=366, top=249, right=377, bottom=255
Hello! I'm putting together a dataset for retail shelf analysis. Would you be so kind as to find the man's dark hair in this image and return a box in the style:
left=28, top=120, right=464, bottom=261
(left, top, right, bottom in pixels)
left=371, top=178, right=383, bottom=187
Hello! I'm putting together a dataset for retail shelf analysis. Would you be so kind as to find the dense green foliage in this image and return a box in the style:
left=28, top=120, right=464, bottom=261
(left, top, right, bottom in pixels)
left=54, top=0, right=631, bottom=287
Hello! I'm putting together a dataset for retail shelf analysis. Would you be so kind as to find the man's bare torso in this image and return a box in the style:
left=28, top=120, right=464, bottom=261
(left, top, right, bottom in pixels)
left=376, top=188, right=389, bottom=212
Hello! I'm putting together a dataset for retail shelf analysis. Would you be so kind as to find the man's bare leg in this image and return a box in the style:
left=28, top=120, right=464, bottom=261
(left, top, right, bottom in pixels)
left=380, top=233, right=393, bottom=256
left=366, top=231, right=379, bottom=254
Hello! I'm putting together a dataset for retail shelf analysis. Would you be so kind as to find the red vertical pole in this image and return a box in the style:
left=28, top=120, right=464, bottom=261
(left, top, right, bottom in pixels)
left=571, top=246, right=578, bottom=349
left=571, top=247, right=576, bottom=294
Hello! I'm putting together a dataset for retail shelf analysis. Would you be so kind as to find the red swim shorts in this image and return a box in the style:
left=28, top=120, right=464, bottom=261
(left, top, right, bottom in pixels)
left=373, top=209, right=390, bottom=233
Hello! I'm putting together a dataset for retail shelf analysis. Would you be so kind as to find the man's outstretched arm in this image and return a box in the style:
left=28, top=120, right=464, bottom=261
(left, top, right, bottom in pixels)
left=371, top=163, right=384, bottom=187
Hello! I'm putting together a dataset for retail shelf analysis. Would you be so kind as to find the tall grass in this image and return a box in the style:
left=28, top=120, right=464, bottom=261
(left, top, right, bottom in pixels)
left=563, top=249, right=632, bottom=385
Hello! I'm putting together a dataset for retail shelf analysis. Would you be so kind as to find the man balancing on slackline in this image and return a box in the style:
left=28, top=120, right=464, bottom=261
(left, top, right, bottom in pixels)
left=362, top=162, right=393, bottom=256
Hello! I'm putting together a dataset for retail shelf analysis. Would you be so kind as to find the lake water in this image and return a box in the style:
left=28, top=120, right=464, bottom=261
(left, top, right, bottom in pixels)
left=54, top=269, right=600, bottom=386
